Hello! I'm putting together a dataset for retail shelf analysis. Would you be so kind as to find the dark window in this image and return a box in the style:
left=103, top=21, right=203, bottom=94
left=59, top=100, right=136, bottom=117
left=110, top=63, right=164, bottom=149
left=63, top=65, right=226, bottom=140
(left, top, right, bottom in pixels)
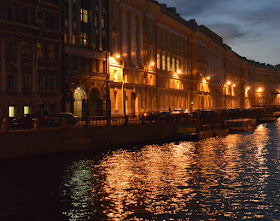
left=22, top=7, right=30, bottom=24
left=21, top=41, right=30, bottom=57
left=6, top=6, right=14, bottom=21
left=6, top=39, right=16, bottom=57
left=49, top=73, right=56, bottom=90
left=23, top=71, right=32, bottom=89
left=7, top=71, right=16, bottom=89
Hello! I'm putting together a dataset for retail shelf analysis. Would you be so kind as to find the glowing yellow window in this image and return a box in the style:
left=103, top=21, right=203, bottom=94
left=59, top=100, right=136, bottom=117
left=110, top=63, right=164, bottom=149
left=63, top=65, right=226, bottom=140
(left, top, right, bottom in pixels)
left=9, top=106, right=15, bottom=118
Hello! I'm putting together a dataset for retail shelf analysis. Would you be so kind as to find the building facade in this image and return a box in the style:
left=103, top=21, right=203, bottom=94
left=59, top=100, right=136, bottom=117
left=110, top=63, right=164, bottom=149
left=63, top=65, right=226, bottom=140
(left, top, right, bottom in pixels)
left=0, top=0, right=62, bottom=119
left=108, top=0, right=280, bottom=116
left=62, top=0, right=110, bottom=118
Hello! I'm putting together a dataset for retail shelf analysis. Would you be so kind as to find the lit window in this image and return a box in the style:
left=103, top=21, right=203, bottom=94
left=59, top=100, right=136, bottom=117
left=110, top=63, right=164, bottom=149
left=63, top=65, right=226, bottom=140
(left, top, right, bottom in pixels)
left=176, top=59, right=179, bottom=71
left=72, top=34, right=76, bottom=45
left=101, top=17, right=105, bottom=29
left=24, top=106, right=31, bottom=115
left=64, top=32, right=68, bottom=44
left=162, top=55, right=165, bottom=70
left=172, top=58, right=175, bottom=71
left=81, top=33, right=88, bottom=46
left=157, top=53, right=160, bottom=69
left=9, top=106, right=15, bottom=118
left=167, top=56, right=170, bottom=71
left=80, top=9, right=88, bottom=23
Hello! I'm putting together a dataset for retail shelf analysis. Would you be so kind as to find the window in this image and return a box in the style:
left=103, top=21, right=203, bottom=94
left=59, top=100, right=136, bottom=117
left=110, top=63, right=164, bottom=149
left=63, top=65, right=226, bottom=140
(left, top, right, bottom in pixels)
left=80, top=9, right=88, bottom=23
left=37, top=43, right=43, bottom=58
left=22, top=8, right=30, bottom=24
left=172, top=58, right=175, bottom=71
left=48, top=45, right=54, bottom=59
left=176, top=59, right=180, bottom=71
left=7, top=72, right=16, bottom=89
left=157, top=53, right=160, bottom=69
left=162, top=55, right=165, bottom=70
left=6, top=6, right=14, bottom=21
left=9, top=106, right=15, bottom=118
left=23, top=71, right=31, bottom=89
left=80, top=33, right=88, bottom=46
left=24, top=106, right=31, bottom=115
left=6, top=39, right=16, bottom=57
left=50, top=73, right=56, bottom=90
left=64, top=32, right=68, bottom=44
left=21, top=41, right=30, bottom=57
left=72, top=34, right=76, bottom=45
left=101, top=16, right=105, bottom=29
left=167, top=56, right=170, bottom=71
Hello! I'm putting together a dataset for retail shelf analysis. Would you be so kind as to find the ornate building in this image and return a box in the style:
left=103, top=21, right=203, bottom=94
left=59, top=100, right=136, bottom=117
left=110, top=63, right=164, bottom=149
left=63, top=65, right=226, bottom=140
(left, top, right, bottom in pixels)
left=62, top=0, right=110, bottom=118
left=0, top=0, right=62, bottom=119
left=108, top=0, right=280, bottom=116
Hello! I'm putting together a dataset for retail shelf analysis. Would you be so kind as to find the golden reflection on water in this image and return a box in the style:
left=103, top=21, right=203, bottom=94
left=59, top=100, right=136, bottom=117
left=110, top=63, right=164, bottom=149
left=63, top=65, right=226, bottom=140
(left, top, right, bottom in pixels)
left=61, top=121, right=280, bottom=220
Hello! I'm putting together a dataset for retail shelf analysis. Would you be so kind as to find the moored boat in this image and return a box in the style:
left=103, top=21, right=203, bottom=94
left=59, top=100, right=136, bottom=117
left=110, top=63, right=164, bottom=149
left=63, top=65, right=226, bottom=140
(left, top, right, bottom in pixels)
left=224, top=118, right=256, bottom=131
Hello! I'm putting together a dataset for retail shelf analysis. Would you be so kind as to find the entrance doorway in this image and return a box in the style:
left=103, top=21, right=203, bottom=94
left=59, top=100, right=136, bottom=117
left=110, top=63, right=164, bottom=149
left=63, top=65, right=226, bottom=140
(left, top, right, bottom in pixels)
left=73, top=87, right=86, bottom=118
left=88, top=87, right=103, bottom=117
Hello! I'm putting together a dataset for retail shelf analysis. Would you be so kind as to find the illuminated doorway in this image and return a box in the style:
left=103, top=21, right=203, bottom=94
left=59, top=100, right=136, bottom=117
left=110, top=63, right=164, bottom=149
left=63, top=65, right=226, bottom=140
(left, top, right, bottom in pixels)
left=73, top=87, right=86, bottom=118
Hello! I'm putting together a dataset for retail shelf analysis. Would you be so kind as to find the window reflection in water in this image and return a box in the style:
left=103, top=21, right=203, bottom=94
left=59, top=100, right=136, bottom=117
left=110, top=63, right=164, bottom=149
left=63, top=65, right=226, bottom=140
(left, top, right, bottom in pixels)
left=61, top=122, right=280, bottom=220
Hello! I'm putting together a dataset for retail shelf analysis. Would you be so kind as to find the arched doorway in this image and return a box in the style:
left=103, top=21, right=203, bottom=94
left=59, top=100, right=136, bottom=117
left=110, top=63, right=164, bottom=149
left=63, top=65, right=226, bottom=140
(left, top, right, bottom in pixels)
left=88, top=87, right=103, bottom=117
left=73, top=87, right=86, bottom=118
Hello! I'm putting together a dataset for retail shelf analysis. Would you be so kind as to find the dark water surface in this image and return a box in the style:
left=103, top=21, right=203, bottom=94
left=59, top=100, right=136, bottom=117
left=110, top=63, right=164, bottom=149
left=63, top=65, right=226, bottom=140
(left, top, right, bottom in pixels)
left=1, top=120, right=280, bottom=220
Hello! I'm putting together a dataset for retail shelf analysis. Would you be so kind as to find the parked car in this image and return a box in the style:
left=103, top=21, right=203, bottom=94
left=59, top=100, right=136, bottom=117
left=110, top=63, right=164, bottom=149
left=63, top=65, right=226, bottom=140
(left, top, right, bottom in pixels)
left=12, top=114, right=50, bottom=129
left=54, top=112, right=78, bottom=125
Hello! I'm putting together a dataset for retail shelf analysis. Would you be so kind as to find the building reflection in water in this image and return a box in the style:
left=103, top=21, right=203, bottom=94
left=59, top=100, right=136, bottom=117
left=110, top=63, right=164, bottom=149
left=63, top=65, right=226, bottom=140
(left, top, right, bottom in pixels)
left=61, top=122, right=280, bottom=220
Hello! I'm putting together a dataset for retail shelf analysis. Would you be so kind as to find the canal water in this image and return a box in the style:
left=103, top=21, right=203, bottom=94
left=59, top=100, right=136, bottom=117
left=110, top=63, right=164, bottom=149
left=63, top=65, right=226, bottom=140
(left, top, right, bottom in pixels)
left=1, top=120, right=280, bottom=220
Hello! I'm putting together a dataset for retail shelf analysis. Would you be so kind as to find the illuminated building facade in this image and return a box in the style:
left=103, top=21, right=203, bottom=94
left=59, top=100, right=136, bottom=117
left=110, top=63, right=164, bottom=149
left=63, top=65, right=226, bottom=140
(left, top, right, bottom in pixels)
left=0, top=0, right=62, bottom=119
left=62, top=0, right=109, bottom=118
left=108, top=0, right=280, bottom=116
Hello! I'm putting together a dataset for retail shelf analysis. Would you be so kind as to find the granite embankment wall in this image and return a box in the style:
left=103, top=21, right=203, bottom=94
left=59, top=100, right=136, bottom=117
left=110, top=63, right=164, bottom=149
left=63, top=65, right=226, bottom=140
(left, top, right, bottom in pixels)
left=0, top=122, right=177, bottom=160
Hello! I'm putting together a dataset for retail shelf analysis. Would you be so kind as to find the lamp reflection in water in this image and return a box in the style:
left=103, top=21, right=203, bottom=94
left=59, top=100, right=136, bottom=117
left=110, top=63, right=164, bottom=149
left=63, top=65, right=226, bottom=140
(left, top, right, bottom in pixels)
left=61, top=125, right=276, bottom=220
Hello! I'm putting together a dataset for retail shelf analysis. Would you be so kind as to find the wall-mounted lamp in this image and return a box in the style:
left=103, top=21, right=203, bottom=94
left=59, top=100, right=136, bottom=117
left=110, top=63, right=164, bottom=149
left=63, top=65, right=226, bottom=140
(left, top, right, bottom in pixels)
left=227, top=81, right=231, bottom=86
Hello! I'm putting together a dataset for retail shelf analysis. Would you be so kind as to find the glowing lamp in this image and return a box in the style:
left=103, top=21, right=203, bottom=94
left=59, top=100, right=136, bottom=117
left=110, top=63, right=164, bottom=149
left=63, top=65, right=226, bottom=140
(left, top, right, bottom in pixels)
left=206, top=76, right=210, bottom=81
left=232, top=84, right=236, bottom=88
left=150, top=62, right=155, bottom=66
left=227, top=81, right=231, bottom=86
left=115, top=54, right=121, bottom=59
left=177, top=70, right=182, bottom=74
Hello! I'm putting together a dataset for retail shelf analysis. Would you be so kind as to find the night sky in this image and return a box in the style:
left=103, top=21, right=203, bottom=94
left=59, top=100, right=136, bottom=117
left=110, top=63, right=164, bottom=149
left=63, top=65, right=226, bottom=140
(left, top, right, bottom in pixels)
left=158, top=0, right=280, bottom=65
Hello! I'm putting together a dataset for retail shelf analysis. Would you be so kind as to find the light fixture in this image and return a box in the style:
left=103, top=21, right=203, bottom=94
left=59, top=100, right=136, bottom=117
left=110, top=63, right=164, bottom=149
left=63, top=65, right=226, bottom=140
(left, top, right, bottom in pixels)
left=206, top=76, right=210, bottom=81
left=115, top=54, right=121, bottom=59
left=177, top=70, right=182, bottom=74
left=150, top=61, right=155, bottom=66
left=232, top=84, right=236, bottom=88
left=257, top=87, right=263, bottom=93
left=77, top=87, right=80, bottom=90
left=227, top=81, right=231, bottom=86
left=247, top=87, right=251, bottom=90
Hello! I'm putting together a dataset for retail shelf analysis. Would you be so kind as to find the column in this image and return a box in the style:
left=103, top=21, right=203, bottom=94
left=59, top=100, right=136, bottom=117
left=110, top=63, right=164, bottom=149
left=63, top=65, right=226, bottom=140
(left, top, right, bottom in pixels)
left=138, top=16, right=144, bottom=66
left=130, top=13, right=137, bottom=66
left=121, top=8, right=128, bottom=61
left=1, top=38, right=6, bottom=94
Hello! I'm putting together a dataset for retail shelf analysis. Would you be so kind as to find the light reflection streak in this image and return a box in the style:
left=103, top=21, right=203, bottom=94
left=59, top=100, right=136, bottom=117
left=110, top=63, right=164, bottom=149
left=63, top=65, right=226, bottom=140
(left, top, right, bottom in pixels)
left=60, top=120, right=280, bottom=220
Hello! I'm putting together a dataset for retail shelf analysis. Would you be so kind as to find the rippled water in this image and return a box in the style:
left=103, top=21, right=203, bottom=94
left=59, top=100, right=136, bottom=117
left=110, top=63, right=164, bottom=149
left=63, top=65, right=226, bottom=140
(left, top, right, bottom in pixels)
left=1, top=120, right=280, bottom=220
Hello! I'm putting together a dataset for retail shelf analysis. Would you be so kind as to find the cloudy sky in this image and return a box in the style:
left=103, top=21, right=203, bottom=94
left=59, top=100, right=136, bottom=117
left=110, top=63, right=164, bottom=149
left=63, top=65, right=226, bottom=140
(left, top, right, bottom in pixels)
left=158, top=0, right=280, bottom=65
